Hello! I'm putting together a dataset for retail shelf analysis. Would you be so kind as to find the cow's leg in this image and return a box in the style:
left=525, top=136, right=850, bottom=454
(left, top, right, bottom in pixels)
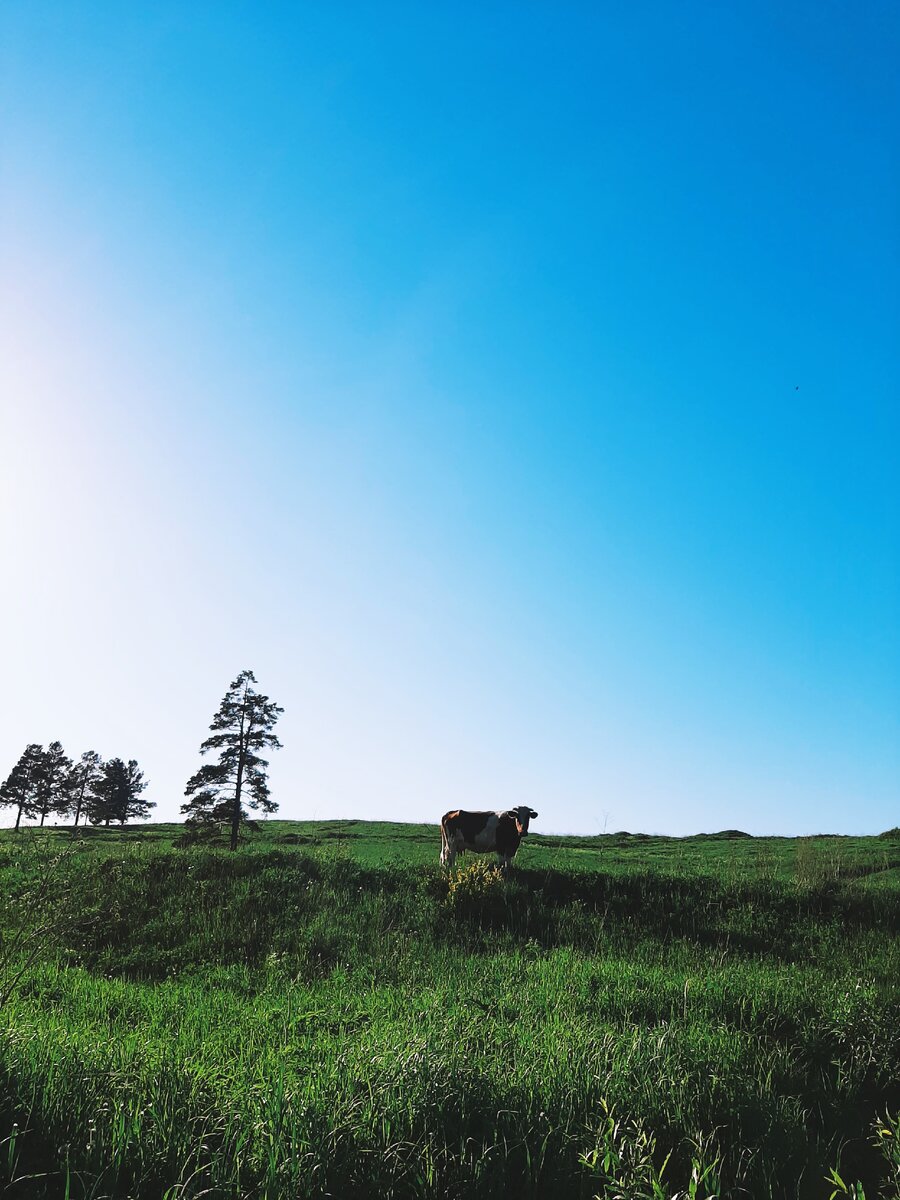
left=440, top=823, right=452, bottom=870
left=441, top=837, right=456, bottom=871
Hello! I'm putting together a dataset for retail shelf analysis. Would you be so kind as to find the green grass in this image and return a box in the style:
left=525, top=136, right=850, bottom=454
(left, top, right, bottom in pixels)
left=1, top=822, right=899, bottom=1198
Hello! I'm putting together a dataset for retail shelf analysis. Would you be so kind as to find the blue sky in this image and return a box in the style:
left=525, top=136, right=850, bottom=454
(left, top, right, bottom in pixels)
left=1, top=2, right=897, bottom=835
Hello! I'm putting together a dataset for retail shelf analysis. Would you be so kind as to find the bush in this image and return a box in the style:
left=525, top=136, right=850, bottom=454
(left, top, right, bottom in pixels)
left=445, top=858, right=507, bottom=917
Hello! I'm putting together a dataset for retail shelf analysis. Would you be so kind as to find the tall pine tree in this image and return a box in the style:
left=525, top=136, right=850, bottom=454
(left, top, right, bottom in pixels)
left=0, top=744, right=43, bottom=830
left=182, top=670, right=283, bottom=850
left=89, top=758, right=151, bottom=826
left=68, top=750, right=105, bottom=830
left=32, top=742, right=73, bottom=827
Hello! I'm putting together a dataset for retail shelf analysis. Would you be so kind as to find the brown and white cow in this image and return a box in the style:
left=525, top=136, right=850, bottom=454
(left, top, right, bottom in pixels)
left=440, top=806, right=539, bottom=872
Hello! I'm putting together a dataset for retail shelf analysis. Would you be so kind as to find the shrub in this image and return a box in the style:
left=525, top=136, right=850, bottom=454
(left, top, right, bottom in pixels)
left=445, top=858, right=506, bottom=915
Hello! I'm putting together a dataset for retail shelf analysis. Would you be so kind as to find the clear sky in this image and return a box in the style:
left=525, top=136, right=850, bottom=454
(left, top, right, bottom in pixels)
left=1, top=2, right=897, bottom=836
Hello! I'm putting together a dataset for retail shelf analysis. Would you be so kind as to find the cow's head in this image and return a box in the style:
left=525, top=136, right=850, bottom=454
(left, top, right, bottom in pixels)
left=513, top=806, right=539, bottom=836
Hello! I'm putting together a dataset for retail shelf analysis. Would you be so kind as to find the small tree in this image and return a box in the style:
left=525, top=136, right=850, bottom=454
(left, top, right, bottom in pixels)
left=89, top=758, right=151, bottom=826
left=68, top=751, right=105, bottom=831
left=32, top=742, right=73, bottom=827
left=0, top=744, right=44, bottom=830
left=182, top=669, right=283, bottom=850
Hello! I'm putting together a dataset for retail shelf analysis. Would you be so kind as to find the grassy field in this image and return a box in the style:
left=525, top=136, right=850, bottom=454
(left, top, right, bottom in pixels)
left=1, top=821, right=899, bottom=1198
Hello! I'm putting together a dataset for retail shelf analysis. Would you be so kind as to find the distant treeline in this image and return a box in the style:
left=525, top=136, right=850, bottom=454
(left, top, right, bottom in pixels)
left=1, top=668, right=282, bottom=844
left=0, top=743, right=150, bottom=829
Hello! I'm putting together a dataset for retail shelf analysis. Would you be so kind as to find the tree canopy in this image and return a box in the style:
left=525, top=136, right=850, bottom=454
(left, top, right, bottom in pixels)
left=0, top=744, right=44, bottom=830
left=30, top=742, right=72, bottom=827
left=89, top=758, right=151, bottom=826
left=69, top=750, right=104, bottom=830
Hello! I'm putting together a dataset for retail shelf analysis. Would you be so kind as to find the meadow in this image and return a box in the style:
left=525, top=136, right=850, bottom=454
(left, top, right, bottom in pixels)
left=0, top=821, right=898, bottom=1198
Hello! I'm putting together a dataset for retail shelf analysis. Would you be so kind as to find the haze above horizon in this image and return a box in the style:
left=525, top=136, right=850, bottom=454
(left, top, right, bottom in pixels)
left=1, top=2, right=897, bottom=836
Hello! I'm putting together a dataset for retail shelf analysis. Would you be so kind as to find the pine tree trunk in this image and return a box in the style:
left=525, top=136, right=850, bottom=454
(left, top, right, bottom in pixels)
left=231, top=756, right=244, bottom=852
left=73, top=778, right=86, bottom=832
left=15, top=802, right=23, bottom=831
left=40, top=808, right=46, bottom=827
left=231, top=708, right=248, bottom=852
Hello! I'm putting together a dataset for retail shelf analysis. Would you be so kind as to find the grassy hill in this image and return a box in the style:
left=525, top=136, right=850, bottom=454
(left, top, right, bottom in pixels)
left=1, top=821, right=899, bottom=1197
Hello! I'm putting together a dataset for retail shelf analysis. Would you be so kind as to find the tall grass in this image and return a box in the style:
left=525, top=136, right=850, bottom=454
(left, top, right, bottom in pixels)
left=0, top=830, right=898, bottom=1197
